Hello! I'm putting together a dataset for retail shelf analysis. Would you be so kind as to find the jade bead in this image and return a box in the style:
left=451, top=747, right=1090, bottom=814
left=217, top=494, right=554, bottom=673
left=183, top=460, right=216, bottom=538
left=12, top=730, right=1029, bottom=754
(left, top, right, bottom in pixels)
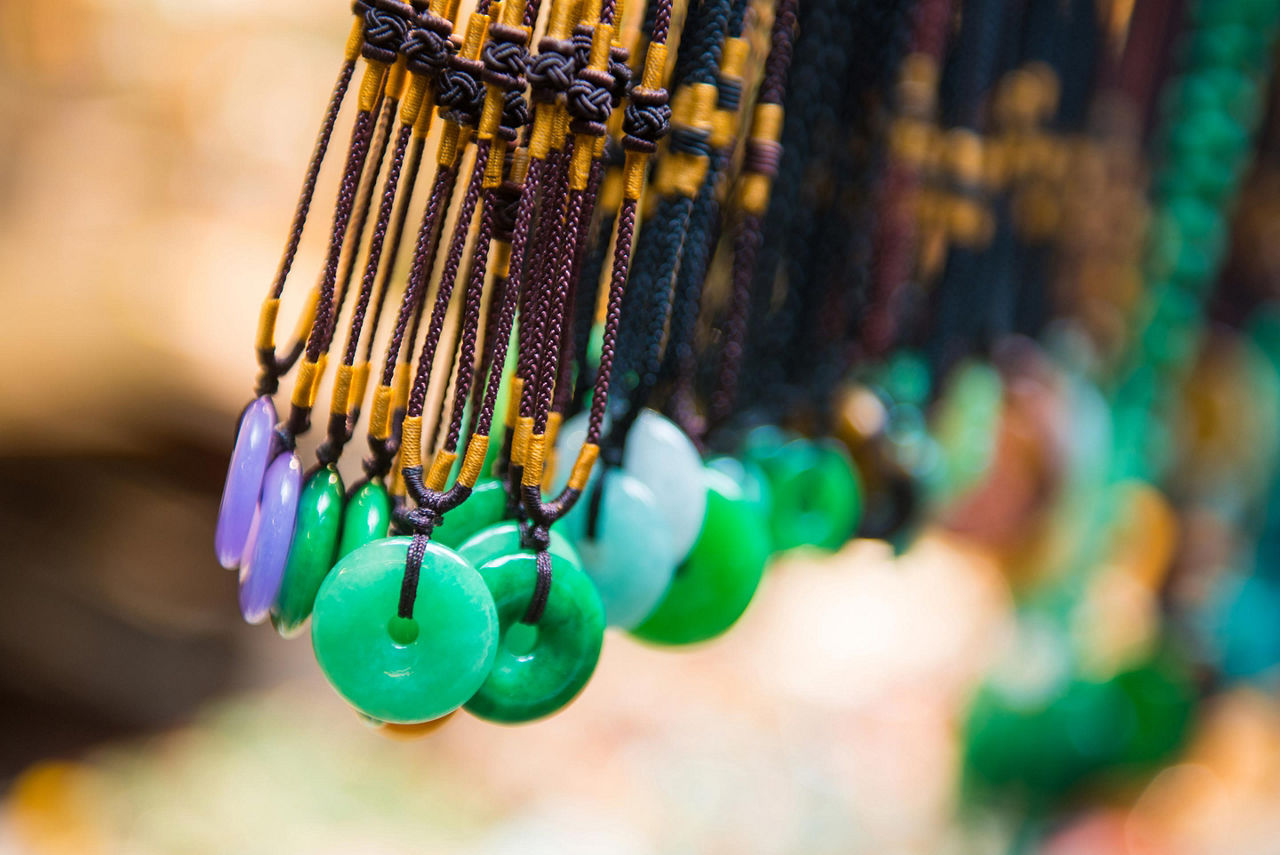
left=560, top=469, right=678, bottom=628
left=632, top=468, right=769, bottom=646
left=756, top=438, right=863, bottom=552
left=464, top=552, right=605, bottom=724
left=456, top=521, right=583, bottom=574
left=272, top=466, right=345, bottom=637
left=337, top=480, right=392, bottom=560
left=311, top=537, right=498, bottom=724
left=433, top=478, right=509, bottom=549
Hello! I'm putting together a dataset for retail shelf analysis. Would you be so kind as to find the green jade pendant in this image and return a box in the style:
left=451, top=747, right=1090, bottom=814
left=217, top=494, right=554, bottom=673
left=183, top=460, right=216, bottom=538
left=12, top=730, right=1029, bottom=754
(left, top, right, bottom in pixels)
left=433, top=478, right=510, bottom=549
left=311, top=537, right=498, bottom=724
left=456, top=521, right=584, bottom=573
left=337, top=479, right=392, bottom=560
left=464, top=550, right=605, bottom=724
left=746, top=433, right=863, bottom=553
left=272, top=466, right=345, bottom=637
left=633, top=468, right=769, bottom=645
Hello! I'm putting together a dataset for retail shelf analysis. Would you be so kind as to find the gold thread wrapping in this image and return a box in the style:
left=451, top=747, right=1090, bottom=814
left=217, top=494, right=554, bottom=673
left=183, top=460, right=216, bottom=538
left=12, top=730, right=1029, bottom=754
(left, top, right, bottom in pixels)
left=349, top=362, right=372, bottom=414
left=506, top=377, right=524, bottom=428
left=330, top=364, right=354, bottom=416
left=427, top=451, right=457, bottom=491
left=289, top=286, right=321, bottom=350
left=357, top=61, right=388, bottom=113
left=292, top=359, right=319, bottom=409
left=459, top=435, right=490, bottom=487
left=386, top=58, right=409, bottom=100
left=392, top=364, right=412, bottom=412
left=370, top=385, right=394, bottom=439
left=622, top=150, right=647, bottom=200
left=512, top=415, right=533, bottom=464
left=256, top=299, right=280, bottom=351
left=401, top=416, right=424, bottom=469
left=522, top=433, right=546, bottom=487
left=493, top=240, right=512, bottom=278
left=344, top=18, right=364, bottom=63
left=568, top=443, right=599, bottom=491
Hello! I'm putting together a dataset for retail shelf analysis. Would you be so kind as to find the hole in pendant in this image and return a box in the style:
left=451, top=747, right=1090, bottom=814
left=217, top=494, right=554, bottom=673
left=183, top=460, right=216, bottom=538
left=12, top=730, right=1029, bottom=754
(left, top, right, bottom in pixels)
left=387, top=616, right=420, bottom=646
left=505, top=622, right=539, bottom=656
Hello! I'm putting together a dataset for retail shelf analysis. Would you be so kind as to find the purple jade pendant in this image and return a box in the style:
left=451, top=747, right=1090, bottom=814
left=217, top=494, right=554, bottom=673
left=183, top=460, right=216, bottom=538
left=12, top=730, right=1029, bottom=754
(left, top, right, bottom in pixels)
left=239, top=452, right=302, bottom=624
left=215, top=396, right=279, bottom=568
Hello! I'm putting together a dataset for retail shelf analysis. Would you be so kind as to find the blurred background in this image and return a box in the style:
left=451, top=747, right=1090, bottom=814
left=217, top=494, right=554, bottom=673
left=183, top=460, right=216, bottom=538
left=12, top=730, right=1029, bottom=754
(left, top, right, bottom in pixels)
left=3, top=0, right=1280, bottom=853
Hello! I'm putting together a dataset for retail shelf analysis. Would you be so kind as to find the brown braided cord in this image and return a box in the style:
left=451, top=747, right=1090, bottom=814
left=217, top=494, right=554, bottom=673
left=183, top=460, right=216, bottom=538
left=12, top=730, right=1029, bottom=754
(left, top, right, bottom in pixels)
left=363, top=134, right=427, bottom=363
left=328, top=93, right=398, bottom=352
left=259, top=59, right=358, bottom=394
left=406, top=138, right=491, bottom=419
left=378, top=163, right=460, bottom=388
left=442, top=201, right=498, bottom=451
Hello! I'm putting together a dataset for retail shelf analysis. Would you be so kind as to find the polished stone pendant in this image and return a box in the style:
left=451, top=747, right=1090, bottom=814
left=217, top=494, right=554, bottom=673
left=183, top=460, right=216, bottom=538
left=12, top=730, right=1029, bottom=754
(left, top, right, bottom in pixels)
left=433, top=478, right=509, bottom=549
left=632, top=467, right=769, bottom=645
left=456, top=521, right=583, bottom=574
left=215, top=396, right=278, bottom=569
left=239, top=451, right=302, bottom=624
left=337, top=479, right=393, bottom=559
left=706, top=455, right=774, bottom=533
left=310, top=537, right=498, bottom=724
left=560, top=469, right=678, bottom=629
left=463, top=550, right=605, bottom=724
left=272, top=466, right=345, bottom=637
left=747, top=434, right=863, bottom=553
left=556, top=409, right=707, bottom=561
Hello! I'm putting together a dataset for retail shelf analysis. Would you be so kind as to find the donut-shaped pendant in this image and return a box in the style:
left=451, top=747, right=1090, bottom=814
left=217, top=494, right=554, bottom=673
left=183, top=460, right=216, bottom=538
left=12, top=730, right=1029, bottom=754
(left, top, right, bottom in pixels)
left=337, top=479, right=393, bottom=560
left=433, top=478, right=509, bottom=549
left=456, top=521, right=583, bottom=574
left=561, top=469, right=677, bottom=628
left=215, top=396, right=278, bottom=569
left=632, top=467, right=769, bottom=645
left=750, top=437, right=862, bottom=552
left=311, top=537, right=498, bottom=724
left=464, top=551, right=605, bottom=724
left=239, top=452, right=302, bottom=624
left=556, top=409, right=707, bottom=560
left=272, top=465, right=345, bottom=637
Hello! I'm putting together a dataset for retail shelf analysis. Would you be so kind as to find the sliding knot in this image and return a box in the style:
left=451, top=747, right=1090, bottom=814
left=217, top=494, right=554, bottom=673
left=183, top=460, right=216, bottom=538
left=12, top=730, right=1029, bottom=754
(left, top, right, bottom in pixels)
left=609, top=45, right=632, bottom=105
left=622, top=87, right=670, bottom=152
left=403, top=12, right=452, bottom=76
left=499, top=88, right=529, bottom=140
left=438, top=54, right=486, bottom=125
left=528, top=40, right=575, bottom=100
left=360, top=2, right=409, bottom=64
left=521, top=523, right=551, bottom=553
left=571, top=25, right=592, bottom=68
left=567, top=66, right=613, bottom=135
left=482, top=28, right=528, bottom=90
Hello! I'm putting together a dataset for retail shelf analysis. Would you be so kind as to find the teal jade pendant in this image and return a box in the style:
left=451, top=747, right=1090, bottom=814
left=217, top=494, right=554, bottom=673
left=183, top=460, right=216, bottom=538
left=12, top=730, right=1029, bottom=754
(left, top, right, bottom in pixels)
left=560, top=469, right=678, bottom=629
left=556, top=409, right=708, bottom=561
left=633, top=468, right=769, bottom=646
left=457, top=521, right=583, bottom=573
left=432, top=478, right=509, bottom=549
left=311, top=537, right=498, bottom=724
left=272, top=466, right=346, bottom=637
left=745, top=431, right=863, bottom=553
left=463, top=551, right=606, bottom=724
left=337, top=479, right=392, bottom=560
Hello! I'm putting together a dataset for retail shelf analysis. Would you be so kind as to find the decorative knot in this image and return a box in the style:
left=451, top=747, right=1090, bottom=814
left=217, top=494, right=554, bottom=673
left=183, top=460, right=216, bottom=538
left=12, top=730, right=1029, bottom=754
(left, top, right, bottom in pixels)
left=482, top=25, right=529, bottom=90
left=528, top=38, right=575, bottom=101
left=622, top=86, right=671, bottom=152
left=608, top=45, right=632, bottom=105
left=567, top=66, right=613, bottom=136
left=437, top=53, right=486, bottom=126
left=403, top=11, right=452, bottom=76
left=359, top=1, right=409, bottom=64
left=499, top=88, right=529, bottom=140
